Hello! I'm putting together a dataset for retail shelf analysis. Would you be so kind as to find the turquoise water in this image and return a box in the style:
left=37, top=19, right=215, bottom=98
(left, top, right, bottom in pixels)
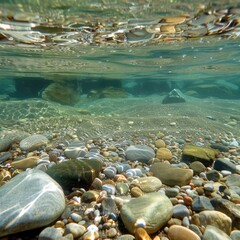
left=0, top=0, right=240, bottom=132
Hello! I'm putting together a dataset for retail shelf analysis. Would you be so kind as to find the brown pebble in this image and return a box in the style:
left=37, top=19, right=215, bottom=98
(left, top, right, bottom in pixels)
left=155, top=139, right=166, bottom=148
left=11, top=156, right=39, bottom=170
left=156, top=148, right=173, bottom=161
left=135, top=227, right=152, bottom=240
left=183, top=196, right=193, bottom=206
left=168, top=225, right=201, bottom=240
left=130, top=186, right=144, bottom=197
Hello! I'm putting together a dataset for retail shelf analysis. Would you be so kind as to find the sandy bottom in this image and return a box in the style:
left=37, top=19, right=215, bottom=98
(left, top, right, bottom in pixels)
left=0, top=96, right=239, bottom=143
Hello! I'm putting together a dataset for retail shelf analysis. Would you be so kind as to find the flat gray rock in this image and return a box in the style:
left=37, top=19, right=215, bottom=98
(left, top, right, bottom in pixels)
left=0, top=169, right=65, bottom=237
left=20, top=134, right=48, bottom=151
left=125, top=144, right=155, bottom=163
left=120, top=192, right=173, bottom=234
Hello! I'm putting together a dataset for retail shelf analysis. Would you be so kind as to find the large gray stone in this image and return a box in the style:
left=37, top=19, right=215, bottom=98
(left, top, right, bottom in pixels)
left=0, top=169, right=65, bottom=237
left=20, top=134, right=48, bottom=151
left=120, top=192, right=172, bottom=234
left=125, top=144, right=155, bottom=164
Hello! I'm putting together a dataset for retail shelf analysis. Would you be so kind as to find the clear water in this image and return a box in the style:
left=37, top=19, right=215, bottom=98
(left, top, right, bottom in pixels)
left=0, top=0, right=240, bottom=137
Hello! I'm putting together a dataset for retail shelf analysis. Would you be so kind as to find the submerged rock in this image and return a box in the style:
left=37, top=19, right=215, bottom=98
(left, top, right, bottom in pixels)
left=150, top=162, right=193, bottom=187
left=182, top=144, right=218, bottom=167
left=120, top=192, right=173, bottom=234
left=46, top=159, right=102, bottom=193
left=162, top=89, right=186, bottom=104
left=0, top=169, right=65, bottom=237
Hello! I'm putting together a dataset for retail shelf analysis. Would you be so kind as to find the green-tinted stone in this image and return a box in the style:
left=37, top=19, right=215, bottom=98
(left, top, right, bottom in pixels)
left=46, top=159, right=102, bottom=193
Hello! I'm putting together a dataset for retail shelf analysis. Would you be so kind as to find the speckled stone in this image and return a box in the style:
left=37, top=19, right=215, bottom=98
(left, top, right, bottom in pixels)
left=125, top=145, right=155, bottom=164
left=20, top=134, right=48, bottom=151
left=168, top=225, right=201, bottom=240
left=156, top=147, right=173, bottom=161
left=0, top=169, right=65, bottom=237
left=203, top=225, right=232, bottom=240
left=192, top=210, right=232, bottom=235
left=150, top=162, right=193, bottom=187
left=120, top=192, right=173, bottom=234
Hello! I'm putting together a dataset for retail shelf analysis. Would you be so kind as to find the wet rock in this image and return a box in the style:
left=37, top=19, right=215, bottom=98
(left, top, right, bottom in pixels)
left=0, top=152, right=12, bottom=164
left=0, top=169, right=65, bottom=237
left=11, top=156, right=39, bottom=170
left=210, top=198, right=240, bottom=230
left=168, top=225, right=201, bottom=240
left=192, top=196, right=214, bottom=212
left=206, top=170, right=221, bottom=182
left=182, top=144, right=217, bottom=167
left=192, top=210, right=232, bottom=235
left=231, top=230, right=240, bottom=240
left=189, top=161, right=206, bottom=175
left=172, top=204, right=190, bottom=219
left=213, top=158, right=237, bottom=173
left=156, top=147, right=173, bottom=161
left=125, top=145, right=155, bottom=164
left=20, top=134, right=48, bottom=151
left=162, top=89, right=186, bottom=104
left=46, top=159, right=102, bottom=193
left=137, top=176, right=162, bottom=193
left=203, top=225, right=232, bottom=240
left=41, top=82, right=81, bottom=106
left=150, top=162, right=193, bottom=187
left=120, top=192, right=173, bottom=234
left=38, top=227, right=64, bottom=240
left=225, top=174, right=240, bottom=188
left=64, top=140, right=88, bottom=159
left=65, top=223, right=86, bottom=238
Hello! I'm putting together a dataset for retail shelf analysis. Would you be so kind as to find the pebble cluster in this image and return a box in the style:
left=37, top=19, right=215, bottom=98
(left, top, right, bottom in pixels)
left=0, top=129, right=240, bottom=240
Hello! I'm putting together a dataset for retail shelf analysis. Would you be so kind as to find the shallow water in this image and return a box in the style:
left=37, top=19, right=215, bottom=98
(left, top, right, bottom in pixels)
left=0, top=0, right=240, bottom=133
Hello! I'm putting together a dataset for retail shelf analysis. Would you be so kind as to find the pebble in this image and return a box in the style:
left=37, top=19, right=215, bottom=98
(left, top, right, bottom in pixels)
left=137, top=176, right=162, bottom=193
left=106, top=227, right=118, bottom=238
left=70, top=213, right=82, bottom=222
left=65, top=223, right=86, bottom=238
left=0, top=169, right=65, bottom=237
left=126, top=168, right=143, bottom=177
left=116, top=182, right=129, bottom=195
left=156, top=147, right=173, bottom=161
left=213, top=158, right=237, bottom=173
left=206, top=170, right=221, bottom=181
left=64, top=140, right=88, bottom=159
left=168, top=225, right=201, bottom=240
left=20, top=134, right=48, bottom=151
left=38, top=227, right=64, bottom=240
left=192, top=210, right=232, bottom=235
left=189, top=161, right=206, bottom=175
left=103, top=166, right=117, bottom=178
left=165, top=187, right=179, bottom=198
left=102, top=183, right=116, bottom=195
left=203, top=225, right=232, bottom=240
left=125, top=144, right=155, bottom=163
left=172, top=204, right=190, bottom=219
left=11, top=156, right=39, bottom=170
left=150, top=162, right=193, bottom=187
left=192, top=196, right=214, bottom=212
left=46, top=159, right=102, bottom=193
left=230, top=230, right=240, bottom=240
left=120, top=192, right=173, bottom=234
